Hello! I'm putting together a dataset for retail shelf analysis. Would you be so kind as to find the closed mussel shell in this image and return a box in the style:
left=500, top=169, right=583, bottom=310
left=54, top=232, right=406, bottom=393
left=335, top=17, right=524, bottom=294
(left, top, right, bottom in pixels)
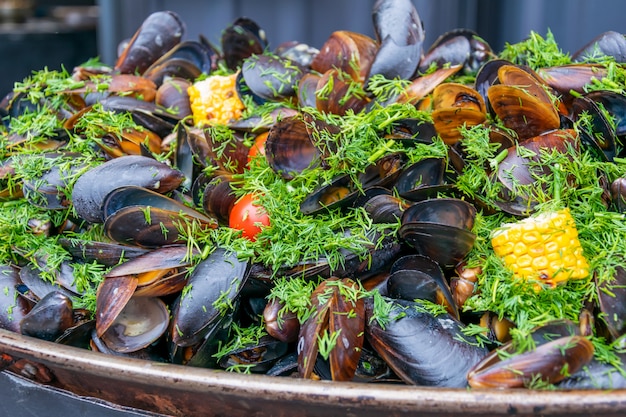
left=19, top=291, right=74, bottom=341
left=170, top=248, right=250, bottom=347
left=72, top=155, right=184, bottom=223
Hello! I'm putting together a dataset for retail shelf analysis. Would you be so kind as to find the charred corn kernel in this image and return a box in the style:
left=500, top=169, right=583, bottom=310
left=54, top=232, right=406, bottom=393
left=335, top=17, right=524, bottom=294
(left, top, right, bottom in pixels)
left=491, top=208, right=589, bottom=287
left=188, top=73, right=244, bottom=126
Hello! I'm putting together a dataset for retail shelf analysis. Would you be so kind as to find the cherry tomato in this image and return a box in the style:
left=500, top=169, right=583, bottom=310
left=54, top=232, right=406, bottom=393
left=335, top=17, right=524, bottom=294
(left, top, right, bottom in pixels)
left=247, top=132, right=268, bottom=165
left=229, top=194, right=270, bottom=241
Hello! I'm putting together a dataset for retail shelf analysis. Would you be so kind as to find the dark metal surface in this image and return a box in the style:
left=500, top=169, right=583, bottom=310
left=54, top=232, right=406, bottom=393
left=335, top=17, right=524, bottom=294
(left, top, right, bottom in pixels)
left=0, top=329, right=625, bottom=417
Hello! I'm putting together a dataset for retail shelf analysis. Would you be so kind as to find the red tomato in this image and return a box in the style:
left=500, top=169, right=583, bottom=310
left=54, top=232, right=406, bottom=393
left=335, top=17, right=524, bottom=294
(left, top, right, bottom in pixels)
left=229, top=194, right=270, bottom=241
left=247, top=132, right=268, bottom=165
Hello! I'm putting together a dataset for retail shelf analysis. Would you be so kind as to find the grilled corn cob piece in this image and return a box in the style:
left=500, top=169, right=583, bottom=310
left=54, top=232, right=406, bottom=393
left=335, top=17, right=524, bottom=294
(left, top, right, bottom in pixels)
left=491, top=208, right=589, bottom=287
left=188, top=73, right=244, bottom=126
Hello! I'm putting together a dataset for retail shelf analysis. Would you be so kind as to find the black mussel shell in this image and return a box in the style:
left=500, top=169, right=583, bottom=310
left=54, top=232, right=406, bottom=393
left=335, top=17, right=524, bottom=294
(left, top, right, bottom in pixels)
left=72, top=155, right=184, bottom=223
left=572, top=31, right=626, bottom=63
left=398, top=222, right=476, bottom=269
left=115, top=11, right=185, bottom=75
left=143, top=40, right=215, bottom=85
left=353, top=187, right=408, bottom=224
left=218, top=335, right=288, bottom=373
left=393, top=158, right=454, bottom=201
left=365, top=297, right=488, bottom=387
left=0, top=265, right=30, bottom=333
left=19, top=291, right=74, bottom=341
left=597, top=265, right=626, bottom=340
left=367, top=0, right=424, bottom=83
left=401, top=198, right=476, bottom=230
left=572, top=95, right=616, bottom=161
left=241, top=54, right=304, bottom=102
left=221, top=17, right=268, bottom=71
left=170, top=248, right=250, bottom=347
left=58, top=238, right=149, bottom=266
left=266, top=117, right=321, bottom=180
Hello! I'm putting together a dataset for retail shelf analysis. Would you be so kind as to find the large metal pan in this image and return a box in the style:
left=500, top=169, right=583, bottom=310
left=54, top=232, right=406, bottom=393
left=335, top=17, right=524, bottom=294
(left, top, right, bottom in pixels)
left=0, top=329, right=624, bottom=417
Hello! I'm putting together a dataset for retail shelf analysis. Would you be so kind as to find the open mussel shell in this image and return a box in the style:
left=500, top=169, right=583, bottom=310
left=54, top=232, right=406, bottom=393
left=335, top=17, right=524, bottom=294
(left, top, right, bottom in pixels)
left=266, top=117, right=321, bottom=180
left=218, top=335, right=289, bottom=373
left=100, top=296, right=169, bottom=354
left=365, top=297, right=488, bottom=387
left=105, top=245, right=193, bottom=279
left=96, top=275, right=138, bottom=338
left=170, top=248, right=250, bottom=347
left=488, top=65, right=560, bottom=140
left=19, top=291, right=74, bottom=341
left=221, top=17, right=267, bottom=71
left=584, top=90, right=626, bottom=137
left=240, top=54, right=304, bottom=102
left=537, top=64, right=608, bottom=108
left=298, top=278, right=365, bottom=382
left=72, top=155, right=184, bottom=223
left=115, top=11, right=185, bottom=75
left=18, top=263, right=79, bottom=301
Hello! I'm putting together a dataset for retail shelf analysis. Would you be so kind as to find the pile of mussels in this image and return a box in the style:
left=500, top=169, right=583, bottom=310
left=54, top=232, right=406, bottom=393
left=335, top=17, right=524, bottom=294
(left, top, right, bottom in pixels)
left=1, top=0, right=626, bottom=390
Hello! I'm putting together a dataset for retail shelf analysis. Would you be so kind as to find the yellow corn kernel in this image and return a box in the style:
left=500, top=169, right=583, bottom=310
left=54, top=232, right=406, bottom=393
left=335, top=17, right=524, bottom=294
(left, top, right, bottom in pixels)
left=491, top=208, right=589, bottom=288
left=188, top=73, right=245, bottom=126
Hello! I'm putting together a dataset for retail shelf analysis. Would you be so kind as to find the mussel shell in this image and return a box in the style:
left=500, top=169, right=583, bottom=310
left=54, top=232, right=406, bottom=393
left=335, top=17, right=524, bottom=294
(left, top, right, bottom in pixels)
left=156, top=77, right=192, bottom=120
left=143, top=40, right=214, bottom=85
left=354, top=187, right=408, bottom=224
left=266, top=117, right=321, bottom=180
left=58, top=238, right=149, bottom=266
left=388, top=254, right=458, bottom=318
left=365, top=297, right=488, bottom=387
left=241, top=54, right=304, bottom=102
left=115, top=11, right=185, bottom=74
left=467, top=335, right=594, bottom=388
left=315, top=69, right=370, bottom=115
left=218, top=335, right=289, bottom=373
left=105, top=245, right=192, bottom=278
left=72, top=155, right=184, bottom=223
left=538, top=64, right=609, bottom=107
left=396, top=66, right=462, bottom=106
left=99, top=96, right=178, bottom=138
left=399, top=222, right=476, bottom=269
left=311, top=31, right=377, bottom=83
left=100, top=296, right=170, bottom=353
left=401, top=198, right=476, bottom=230
left=572, top=95, right=617, bottom=161
left=221, top=17, right=267, bottom=71
left=419, top=35, right=470, bottom=74
left=170, top=248, right=250, bottom=347
left=0, top=265, right=30, bottom=333
left=572, top=31, right=626, bottom=63
left=195, top=173, right=237, bottom=225
left=95, top=275, right=138, bottom=337
left=367, top=0, right=424, bottom=82
left=558, top=353, right=626, bottom=389
left=104, top=205, right=211, bottom=248
left=475, top=59, right=509, bottom=108
left=19, top=291, right=74, bottom=341
left=275, top=41, right=319, bottom=68
left=393, top=158, right=453, bottom=201
left=18, top=263, right=79, bottom=301
left=22, top=155, right=84, bottom=210
left=102, top=185, right=213, bottom=224
left=597, top=265, right=626, bottom=340
left=584, top=90, right=626, bottom=137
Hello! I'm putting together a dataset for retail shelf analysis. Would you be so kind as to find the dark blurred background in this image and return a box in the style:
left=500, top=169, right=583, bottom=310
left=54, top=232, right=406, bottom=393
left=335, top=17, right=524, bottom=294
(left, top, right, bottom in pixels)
left=2, top=0, right=626, bottom=96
